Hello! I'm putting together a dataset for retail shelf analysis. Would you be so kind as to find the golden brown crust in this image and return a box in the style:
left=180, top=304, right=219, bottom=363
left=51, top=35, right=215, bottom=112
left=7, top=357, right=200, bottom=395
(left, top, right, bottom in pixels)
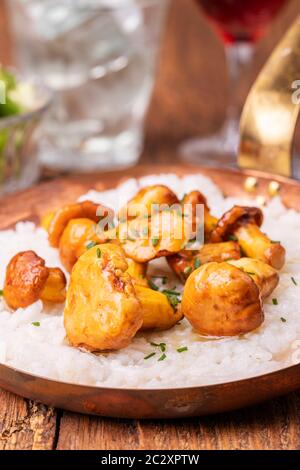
left=64, top=243, right=143, bottom=351
left=136, top=285, right=183, bottom=331
left=234, top=223, right=286, bottom=269
left=119, top=209, right=193, bottom=263
left=182, top=191, right=218, bottom=241
left=168, top=241, right=241, bottom=282
left=126, top=258, right=148, bottom=287
left=182, top=191, right=208, bottom=211
left=4, top=251, right=50, bottom=309
left=40, top=267, right=67, bottom=303
left=47, top=200, right=113, bottom=247
left=59, top=218, right=103, bottom=273
left=181, top=190, right=208, bottom=234
left=120, top=185, right=179, bottom=220
left=210, top=206, right=263, bottom=243
left=228, top=258, right=279, bottom=299
left=181, top=262, right=264, bottom=336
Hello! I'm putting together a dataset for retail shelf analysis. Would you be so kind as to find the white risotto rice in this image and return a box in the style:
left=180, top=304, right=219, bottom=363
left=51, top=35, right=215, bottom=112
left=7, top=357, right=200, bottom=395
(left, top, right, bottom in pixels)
left=0, top=173, right=300, bottom=388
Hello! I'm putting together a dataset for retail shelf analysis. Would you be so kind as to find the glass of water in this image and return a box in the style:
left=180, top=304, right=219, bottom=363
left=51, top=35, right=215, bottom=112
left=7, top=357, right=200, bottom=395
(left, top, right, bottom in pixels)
left=8, top=0, right=169, bottom=171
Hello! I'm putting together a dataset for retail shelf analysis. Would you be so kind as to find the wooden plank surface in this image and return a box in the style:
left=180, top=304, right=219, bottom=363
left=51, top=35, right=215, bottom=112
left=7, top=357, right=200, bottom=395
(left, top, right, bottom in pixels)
left=56, top=393, right=300, bottom=450
left=1, top=0, right=300, bottom=451
left=0, top=390, right=57, bottom=450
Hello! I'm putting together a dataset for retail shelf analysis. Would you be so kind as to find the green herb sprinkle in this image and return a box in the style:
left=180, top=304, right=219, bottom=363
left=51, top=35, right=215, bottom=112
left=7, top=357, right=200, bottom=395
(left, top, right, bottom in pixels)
left=177, top=346, right=188, bottom=353
left=144, top=352, right=156, bottom=360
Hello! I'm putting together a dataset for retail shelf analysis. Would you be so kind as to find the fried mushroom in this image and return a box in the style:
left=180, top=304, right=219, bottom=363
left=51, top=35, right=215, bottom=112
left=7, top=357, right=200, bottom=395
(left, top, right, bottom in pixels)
left=181, top=262, right=264, bottom=336
left=119, top=185, right=179, bottom=220
left=40, top=267, right=67, bottom=303
left=119, top=208, right=193, bottom=263
left=46, top=200, right=113, bottom=248
left=168, top=241, right=241, bottom=282
left=4, top=251, right=66, bottom=309
left=126, top=258, right=148, bottom=287
left=59, top=218, right=104, bottom=273
left=210, top=205, right=285, bottom=269
left=64, top=243, right=142, bottom=351
left=136, top=285, right=183, bottom=331
left=228, top=257, right=279, bottom=299
left=182, top=191, right=218, bottom=240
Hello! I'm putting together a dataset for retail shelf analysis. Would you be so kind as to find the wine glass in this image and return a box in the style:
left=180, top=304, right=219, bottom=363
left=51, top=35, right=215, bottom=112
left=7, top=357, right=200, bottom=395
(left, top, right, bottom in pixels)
left=180, top=0, right=290, bottom=168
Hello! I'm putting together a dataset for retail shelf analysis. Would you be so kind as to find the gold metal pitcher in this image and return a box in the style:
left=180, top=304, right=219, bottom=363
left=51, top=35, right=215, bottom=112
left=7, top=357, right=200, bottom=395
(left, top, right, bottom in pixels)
left=239, top=16, right=300, bottom=177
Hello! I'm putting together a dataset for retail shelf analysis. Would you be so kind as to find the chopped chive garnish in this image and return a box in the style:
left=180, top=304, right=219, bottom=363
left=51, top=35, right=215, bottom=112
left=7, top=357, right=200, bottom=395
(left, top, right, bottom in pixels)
left=167, top=296, right=180, bottom=309
left=184, top=266, right=192, bottom=276
left=148, top=280, right=159, bottom=291
left=150, top=342, right=166, bottom=352
left=158, top=353, right=167, bottom=362
left=162, top=290, right=180, bottom=309
left=144, top=352, right=156, bottom=360
left=291, top=277, right=298, bottom=286
left=246, top=271, right=256, bottom=276
left=177, top=346, right=188, bottom=353
left=280, top=317, right=287, bottom=323
left=151, top=237, right=160, bottom=246
left=32, top=321, right=40, bottom=327
left=86, top=241, right=97, bottom=250
left=272, top=298, right=278, bottom=305
left=194, top=258, right=201, bottom=269
left=96, top=248, right=101, bottom=258
left=0, top=289, right=3, bottom=296
left=162, top=289, right=181, bottom=296
left=271, top=240, right=280, bottom=244
left=228, top=234, right=238, bottom=241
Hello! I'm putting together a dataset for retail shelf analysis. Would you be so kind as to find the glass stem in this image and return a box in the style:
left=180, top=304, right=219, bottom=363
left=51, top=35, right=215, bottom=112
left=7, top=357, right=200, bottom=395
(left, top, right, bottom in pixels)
left=224, top=42, right=254, bottom=122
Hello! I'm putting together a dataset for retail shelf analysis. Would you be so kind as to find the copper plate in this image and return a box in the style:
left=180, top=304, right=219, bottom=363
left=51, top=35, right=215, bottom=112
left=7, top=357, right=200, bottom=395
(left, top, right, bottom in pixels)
left=0, top=164, right=300, bottom=419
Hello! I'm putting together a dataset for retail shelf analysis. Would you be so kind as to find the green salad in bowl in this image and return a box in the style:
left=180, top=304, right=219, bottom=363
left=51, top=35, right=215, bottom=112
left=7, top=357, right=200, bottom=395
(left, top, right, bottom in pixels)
left=0, top=66, right=52, bottom=194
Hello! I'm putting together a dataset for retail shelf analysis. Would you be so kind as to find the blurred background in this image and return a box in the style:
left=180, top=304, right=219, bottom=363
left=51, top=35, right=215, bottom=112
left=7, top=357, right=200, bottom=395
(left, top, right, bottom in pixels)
left=1, top=0, right=300, bottom=186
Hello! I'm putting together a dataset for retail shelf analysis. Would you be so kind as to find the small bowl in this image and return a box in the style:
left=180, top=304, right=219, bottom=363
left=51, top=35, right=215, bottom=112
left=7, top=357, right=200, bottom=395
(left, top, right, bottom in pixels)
left=0, top=79, right=53, bottom=195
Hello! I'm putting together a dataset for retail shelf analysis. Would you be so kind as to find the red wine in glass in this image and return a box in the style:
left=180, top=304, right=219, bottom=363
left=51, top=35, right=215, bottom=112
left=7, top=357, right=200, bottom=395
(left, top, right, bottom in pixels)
left=195, top=0, right=289, bottom=44
left=180, top=0, right=289, bottom=166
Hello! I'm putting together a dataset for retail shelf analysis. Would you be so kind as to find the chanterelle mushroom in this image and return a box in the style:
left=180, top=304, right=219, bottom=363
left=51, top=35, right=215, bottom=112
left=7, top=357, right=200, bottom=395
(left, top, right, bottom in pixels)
left=119, top=208, right=193, bottom=263
left=119, top=185, right=179, bottom=220
left=210, top=205, right=285, bottom=269
left=227, top=258, right=279, bottom=300
left=59, top=217, right=105, bottom=273
left=64, top=243, right=143, bottom=351
left=136, top=285, right=183, bottom=331
left=181, top=262, right=264, bottom=336
left=181, top=191, right=218, bottom=240
left=46, top=200, right=113, bottom=248
left=168, top=241, right=241, bottom=282
left=4, top=251, right=66, bottom=309
left=126, top=257, right=148, bottom=287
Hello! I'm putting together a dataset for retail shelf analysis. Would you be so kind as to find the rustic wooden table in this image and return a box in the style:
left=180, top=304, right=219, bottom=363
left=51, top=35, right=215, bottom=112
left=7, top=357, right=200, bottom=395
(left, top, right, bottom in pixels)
left=1, top=0, right=300, bottom=450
